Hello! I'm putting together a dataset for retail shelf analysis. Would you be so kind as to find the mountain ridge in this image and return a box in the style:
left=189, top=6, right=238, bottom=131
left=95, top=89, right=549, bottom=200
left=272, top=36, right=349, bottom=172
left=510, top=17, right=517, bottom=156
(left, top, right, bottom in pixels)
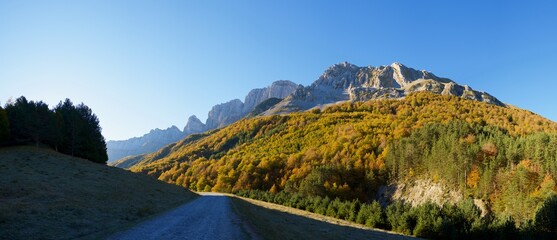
left=108, top=62, right=504, bottom=163
left=106, top=80, right=298, bottom=162
left=263, top=62, right=503, bottom=115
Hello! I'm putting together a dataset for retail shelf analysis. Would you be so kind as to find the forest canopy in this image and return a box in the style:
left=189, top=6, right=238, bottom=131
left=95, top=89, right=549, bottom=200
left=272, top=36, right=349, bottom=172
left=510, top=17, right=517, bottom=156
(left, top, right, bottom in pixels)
left=1, top=96, right=107, bottom=163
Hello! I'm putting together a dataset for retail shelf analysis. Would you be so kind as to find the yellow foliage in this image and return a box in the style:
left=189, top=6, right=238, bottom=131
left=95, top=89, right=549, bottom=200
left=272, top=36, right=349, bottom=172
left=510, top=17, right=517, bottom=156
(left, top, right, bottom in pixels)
left=466, top=165, right=480, bottom=189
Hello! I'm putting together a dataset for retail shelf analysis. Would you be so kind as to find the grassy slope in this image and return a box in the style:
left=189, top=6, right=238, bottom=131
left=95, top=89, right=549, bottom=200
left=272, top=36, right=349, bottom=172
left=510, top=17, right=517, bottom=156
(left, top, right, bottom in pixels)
left=230, top=196, right=417, bottom=240
left=0, top=146, right=197, bottom=240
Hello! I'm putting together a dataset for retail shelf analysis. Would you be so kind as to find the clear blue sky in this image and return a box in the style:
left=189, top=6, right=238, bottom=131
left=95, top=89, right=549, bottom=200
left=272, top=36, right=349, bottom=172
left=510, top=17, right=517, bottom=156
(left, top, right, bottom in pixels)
left=1, top=1, right=556, bottom=140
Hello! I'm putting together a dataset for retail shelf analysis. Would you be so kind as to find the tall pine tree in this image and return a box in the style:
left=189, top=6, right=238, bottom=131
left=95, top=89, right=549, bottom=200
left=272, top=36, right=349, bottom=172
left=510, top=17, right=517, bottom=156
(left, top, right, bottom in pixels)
left=55, top=99, right=107, bottom=163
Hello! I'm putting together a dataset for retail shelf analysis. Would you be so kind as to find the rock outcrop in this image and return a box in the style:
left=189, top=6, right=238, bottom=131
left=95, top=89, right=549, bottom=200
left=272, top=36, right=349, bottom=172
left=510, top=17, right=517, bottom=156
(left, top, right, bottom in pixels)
left=264, top=62, right=504, bottom=115
left=183, top=115, right=206, bottom=135
left=205, top=99, right=245, bottom=130
left=205, top=80, right=299, bottom=129
left=242, top=80, right=301, bottom=112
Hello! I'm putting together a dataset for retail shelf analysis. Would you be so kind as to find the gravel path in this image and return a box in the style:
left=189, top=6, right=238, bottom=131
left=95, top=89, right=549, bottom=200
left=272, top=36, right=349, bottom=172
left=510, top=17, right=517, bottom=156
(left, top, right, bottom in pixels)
left=107, top=193, right=255, bottom=240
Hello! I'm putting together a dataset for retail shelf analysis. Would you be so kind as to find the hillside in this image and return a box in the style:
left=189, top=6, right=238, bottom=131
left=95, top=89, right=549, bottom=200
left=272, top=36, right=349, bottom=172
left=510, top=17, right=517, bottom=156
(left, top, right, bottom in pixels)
left=127, top=92, right=557, bottom=237
left=0, top=146, right=197, bottom=240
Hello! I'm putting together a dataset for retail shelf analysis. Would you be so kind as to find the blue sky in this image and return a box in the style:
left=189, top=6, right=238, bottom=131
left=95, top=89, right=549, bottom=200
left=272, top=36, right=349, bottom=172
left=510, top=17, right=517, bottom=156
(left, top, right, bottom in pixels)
left=1, top=1, right=556, bottom=140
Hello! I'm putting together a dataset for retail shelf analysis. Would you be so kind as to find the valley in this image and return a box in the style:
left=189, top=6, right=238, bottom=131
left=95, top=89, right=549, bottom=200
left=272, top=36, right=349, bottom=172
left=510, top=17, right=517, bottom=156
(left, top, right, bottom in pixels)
left=3, top=62, right=557, bottom=239
left=3, top=1, right=556, bottom=239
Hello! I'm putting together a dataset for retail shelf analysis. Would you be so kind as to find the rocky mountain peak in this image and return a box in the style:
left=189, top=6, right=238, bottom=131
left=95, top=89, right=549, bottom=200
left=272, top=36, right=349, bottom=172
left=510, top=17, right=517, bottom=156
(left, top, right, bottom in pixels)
left=264, top=62, right=504, bottom=115
left=183, top=115, right=206, bottom=134
left=148, top=125, right=181, bottom=135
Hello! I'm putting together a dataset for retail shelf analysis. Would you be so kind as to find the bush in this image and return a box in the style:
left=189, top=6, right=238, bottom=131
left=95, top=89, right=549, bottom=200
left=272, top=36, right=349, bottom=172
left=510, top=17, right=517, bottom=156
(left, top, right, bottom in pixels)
left=386, top=201, right=415, bottom=235
left=412, top=202, right=444, bottom=238
left=355, top=201, right=384, bottom=228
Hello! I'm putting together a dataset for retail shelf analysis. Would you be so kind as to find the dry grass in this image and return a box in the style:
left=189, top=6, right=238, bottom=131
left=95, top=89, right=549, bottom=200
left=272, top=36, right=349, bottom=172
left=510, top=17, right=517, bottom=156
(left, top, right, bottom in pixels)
left=0, top=146, right=197, bottom=240
left=230, top=196, right=418, bottom=240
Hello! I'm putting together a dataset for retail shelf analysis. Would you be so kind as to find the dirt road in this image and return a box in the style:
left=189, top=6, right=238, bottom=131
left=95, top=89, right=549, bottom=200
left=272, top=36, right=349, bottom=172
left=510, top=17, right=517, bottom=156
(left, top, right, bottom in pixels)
left=107, top=193, right=256, bottom=240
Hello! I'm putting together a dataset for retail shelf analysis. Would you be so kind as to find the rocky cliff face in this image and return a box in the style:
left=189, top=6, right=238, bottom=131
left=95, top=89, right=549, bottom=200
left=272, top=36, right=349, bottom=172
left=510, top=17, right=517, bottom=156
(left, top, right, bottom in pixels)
left=106, top=126, right=184, bottom=162
left=205, top=99, right=245, bottom=130
left=264, top=62, right=503, bottom=115
left=204, top=80, right=299, bottom=129
left=243, top=80, right=300, bottom=112
left=183, top=115, right=206, bottom=135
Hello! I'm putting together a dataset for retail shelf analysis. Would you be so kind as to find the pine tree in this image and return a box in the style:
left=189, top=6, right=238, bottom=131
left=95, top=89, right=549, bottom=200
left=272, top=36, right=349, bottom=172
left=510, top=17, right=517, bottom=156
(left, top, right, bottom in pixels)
left=55, top=99, right=107, bottom=163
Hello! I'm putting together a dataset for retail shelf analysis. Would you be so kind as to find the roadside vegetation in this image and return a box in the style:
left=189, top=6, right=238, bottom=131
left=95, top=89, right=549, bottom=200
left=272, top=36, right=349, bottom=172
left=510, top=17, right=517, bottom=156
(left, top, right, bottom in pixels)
left=236, top=189, right=557, bottom=239
left=129, top=92, right=557, bottom=238
left=230, top=195, right=415, bottom=240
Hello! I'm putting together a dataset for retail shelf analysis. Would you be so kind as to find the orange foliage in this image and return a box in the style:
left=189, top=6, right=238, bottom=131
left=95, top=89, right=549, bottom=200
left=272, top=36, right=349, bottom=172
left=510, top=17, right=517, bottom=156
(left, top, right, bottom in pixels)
left=466, top=165, right=480, bottom=189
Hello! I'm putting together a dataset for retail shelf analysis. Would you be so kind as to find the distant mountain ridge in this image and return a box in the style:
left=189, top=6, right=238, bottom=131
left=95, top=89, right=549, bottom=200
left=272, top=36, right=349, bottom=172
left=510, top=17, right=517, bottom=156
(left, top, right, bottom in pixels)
left=107, top=126, right=185, bottom=162
left=263, top=62, right=503, bottom=115
left=106, top=80, right=299, bottom=162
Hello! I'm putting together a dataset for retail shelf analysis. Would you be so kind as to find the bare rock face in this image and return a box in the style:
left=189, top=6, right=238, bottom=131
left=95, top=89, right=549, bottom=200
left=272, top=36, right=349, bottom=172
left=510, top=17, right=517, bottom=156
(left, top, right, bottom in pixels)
left=377, top=179, right=463, bottom=207
left=264, top=62, right=504, bottom=115
left=243, top=80, right=299, bottom=113
left=183, top=115, right=206, bottom=135
left=205, top=99, right=245, bottom=130
left=205, top=80, right=299, bottom=129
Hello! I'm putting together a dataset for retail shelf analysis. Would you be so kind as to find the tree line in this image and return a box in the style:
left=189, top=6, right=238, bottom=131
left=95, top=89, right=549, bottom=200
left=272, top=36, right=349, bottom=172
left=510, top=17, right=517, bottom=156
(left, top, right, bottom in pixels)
left=0, top=96, right=107, bottom=163
left=237, top=189, right=557, bottom=239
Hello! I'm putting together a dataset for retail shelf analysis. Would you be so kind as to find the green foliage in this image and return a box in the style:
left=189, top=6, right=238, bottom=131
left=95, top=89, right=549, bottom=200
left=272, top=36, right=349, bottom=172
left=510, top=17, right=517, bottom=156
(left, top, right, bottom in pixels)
left=356, top=201, right=384, bottom=228
left=386, top=201, right=414, bottom=235
left=2, top=96, right=107, bottom=163
left=385, top=120, right=557, bottom=225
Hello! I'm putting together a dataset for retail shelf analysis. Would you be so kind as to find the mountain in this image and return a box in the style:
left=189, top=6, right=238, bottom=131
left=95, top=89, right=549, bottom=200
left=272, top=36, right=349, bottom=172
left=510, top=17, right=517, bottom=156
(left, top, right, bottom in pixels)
left=264, top=62, right=503, bottom=115
left=0, top=146, right=196, bottom=239
left=113, top=62, right=506, bottom=165
left=109, top=62, right=504, bottom=163
left=126, top=92, right=557, bottom=237
left=106, top=80, right=299, bottom=162
left=107, top=126, right=184, bottom=162
left=204, top=80, right=300, bottom=129
left=183, top=115, right=207, bottom=135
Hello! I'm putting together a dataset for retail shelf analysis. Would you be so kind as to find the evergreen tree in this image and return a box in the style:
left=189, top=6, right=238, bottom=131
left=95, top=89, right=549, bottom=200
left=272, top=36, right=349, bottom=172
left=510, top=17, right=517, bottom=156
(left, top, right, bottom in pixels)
left=55, top=99, right=107, bottom=163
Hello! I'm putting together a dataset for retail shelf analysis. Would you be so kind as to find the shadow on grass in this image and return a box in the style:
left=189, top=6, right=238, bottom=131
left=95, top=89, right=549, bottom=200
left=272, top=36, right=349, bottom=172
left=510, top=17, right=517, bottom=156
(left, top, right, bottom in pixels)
left=231, top=197, right=418, bottom=240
